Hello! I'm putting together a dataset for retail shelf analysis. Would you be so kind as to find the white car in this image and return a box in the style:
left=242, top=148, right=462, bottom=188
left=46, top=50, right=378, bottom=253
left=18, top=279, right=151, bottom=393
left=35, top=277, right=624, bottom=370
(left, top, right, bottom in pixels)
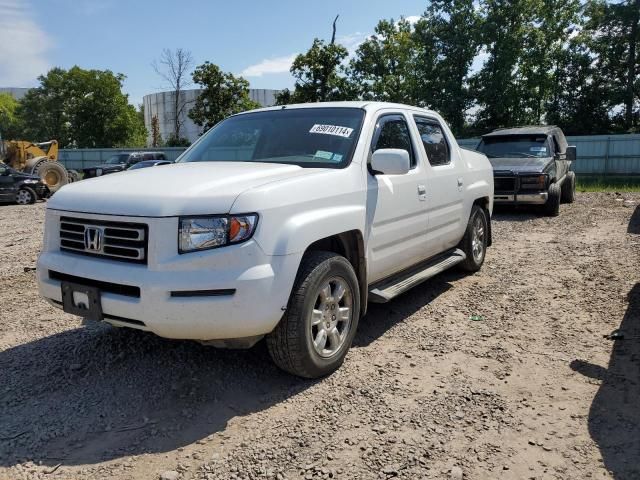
left=37, top=102, right=493, bottom=378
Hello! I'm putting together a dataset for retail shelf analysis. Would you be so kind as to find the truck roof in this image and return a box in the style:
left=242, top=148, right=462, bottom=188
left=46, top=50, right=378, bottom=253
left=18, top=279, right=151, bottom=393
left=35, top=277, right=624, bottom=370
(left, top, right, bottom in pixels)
left=482, top=125, right=561, bottom=137
left=240, top=101, right=441, bottom=117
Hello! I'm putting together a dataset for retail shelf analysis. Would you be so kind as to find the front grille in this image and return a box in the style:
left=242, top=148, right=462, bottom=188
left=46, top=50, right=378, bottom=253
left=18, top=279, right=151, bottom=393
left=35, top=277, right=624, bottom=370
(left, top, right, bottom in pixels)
left=494, top=176, right=516, bottom=192
left=59, top=216, right=148, bottom=264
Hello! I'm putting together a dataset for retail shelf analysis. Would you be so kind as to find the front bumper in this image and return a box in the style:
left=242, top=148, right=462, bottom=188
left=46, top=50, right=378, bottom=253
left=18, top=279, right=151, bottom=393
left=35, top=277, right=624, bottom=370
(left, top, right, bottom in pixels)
left=37, top=209, right=301, bottom=341
left=494, top=191, right=548, bottom=205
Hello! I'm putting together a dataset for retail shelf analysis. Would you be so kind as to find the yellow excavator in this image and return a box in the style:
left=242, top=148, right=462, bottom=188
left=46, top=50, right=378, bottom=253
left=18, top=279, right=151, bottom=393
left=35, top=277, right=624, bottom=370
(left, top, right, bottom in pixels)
left=0, top=139, right=77, bottom=192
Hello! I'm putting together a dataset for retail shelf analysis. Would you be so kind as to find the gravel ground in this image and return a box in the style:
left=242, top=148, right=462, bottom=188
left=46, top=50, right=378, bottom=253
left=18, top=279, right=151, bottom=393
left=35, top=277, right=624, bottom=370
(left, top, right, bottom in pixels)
left=1, top=193, right=639, bottom=480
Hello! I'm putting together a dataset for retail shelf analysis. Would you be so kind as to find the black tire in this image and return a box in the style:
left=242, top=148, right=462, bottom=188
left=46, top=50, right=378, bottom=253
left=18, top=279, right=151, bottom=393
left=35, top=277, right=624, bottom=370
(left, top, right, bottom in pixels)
left=67, top=169, right=81, bottom=183
left=267, top=251, right=360, bottom=378
left=16, top=187, right=36, bottom=205
left=561, top=171, right=576, bottom=204
left=33, top=161, right=68, bottom=193
left=545, top=182, right=561, bottom=216
left=459, top=205, right=489, bottom=272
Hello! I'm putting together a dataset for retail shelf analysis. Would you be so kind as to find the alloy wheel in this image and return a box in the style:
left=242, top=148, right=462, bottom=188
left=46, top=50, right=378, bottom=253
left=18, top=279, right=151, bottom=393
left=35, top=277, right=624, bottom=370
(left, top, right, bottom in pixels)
left=16, top=189, right=33, bottom=205
left=310, top=277, right=353, bottom=358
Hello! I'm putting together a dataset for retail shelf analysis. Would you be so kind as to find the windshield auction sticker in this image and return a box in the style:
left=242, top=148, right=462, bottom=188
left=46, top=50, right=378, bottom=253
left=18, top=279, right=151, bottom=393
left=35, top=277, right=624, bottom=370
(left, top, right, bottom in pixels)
left=309, top=124, right=354, bottom=138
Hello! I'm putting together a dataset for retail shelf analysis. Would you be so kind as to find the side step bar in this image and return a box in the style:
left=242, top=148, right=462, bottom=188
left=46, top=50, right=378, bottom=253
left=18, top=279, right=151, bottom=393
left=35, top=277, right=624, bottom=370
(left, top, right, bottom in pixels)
left=368, top=248, right=466, bottom=303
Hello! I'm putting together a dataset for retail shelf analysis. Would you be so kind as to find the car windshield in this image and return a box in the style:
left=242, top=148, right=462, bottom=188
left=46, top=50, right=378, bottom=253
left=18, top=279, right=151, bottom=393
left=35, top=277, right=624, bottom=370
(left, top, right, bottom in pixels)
left=105, top=154, right=128, bottom=164
left=179, top=107, right=365, bottom=168
left=477, top=135, right=551, bottom=159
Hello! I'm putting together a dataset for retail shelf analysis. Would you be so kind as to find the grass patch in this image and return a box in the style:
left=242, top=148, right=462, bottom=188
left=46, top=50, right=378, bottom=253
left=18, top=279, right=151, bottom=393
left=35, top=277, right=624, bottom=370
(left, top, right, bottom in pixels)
left=576, top=175, right=640, bottom=192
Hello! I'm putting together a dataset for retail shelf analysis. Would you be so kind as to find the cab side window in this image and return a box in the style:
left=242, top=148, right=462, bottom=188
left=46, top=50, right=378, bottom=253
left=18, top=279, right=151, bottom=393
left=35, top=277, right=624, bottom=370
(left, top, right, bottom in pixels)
left=372, top=115, right=415, bottom=168
left=413, top=117, right=450, bottom=166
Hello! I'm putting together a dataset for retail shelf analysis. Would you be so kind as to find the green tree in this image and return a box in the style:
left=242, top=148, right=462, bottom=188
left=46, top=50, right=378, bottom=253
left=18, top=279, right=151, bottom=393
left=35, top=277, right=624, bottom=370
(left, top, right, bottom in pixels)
left=285, top=38, right=350, bottom=103
left=414, top=1, right=481, bottom=135
left=17, top=66, right=146, bottom=147
left=470, top=0, right=535, bottom=130
left=545, top=42, right=613, bottom=134
left=189, top=62, right=260, bottom=132
left=518, top=0, right=581, bottom=123
left=150, top=114, right=163, bottom=147
left=349, top=18, right=421, bottom=104
left=583, top=0, right=640, bottom=132
left=0, top=93, right=23, bottom=139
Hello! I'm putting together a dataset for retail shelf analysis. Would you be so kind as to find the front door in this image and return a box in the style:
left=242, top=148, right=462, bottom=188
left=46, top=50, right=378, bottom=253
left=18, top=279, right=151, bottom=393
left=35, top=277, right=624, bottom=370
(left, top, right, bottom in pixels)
left=0, top=165, right=16, bottom=201
left=366, top=113, right=430, bottom=283
left=411, top=115, right=464, bottom=257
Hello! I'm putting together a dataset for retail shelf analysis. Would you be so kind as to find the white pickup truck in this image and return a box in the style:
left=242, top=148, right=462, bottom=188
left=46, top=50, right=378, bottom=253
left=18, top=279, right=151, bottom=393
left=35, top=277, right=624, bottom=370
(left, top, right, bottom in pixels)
left=37, top=102, right=493, bottom=378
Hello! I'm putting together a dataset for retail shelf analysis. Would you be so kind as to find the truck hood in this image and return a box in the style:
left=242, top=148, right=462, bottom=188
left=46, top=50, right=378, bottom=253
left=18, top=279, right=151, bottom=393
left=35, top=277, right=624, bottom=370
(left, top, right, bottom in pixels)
left=489, top=156, right=553, bottom=174
left=48, top=162, right=316, bottom=217
left=83, top=163, right=125, bottom=171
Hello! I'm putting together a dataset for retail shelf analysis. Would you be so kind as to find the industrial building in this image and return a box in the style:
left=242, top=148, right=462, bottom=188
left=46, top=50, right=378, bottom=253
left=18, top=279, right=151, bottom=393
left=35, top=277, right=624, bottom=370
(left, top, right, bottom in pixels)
left=143, top=88, right=280, bottom=145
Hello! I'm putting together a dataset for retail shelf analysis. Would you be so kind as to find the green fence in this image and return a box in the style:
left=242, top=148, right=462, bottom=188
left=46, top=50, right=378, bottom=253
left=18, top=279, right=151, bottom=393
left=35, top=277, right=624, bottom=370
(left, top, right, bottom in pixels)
left=58, top=134, right=640, bottom=175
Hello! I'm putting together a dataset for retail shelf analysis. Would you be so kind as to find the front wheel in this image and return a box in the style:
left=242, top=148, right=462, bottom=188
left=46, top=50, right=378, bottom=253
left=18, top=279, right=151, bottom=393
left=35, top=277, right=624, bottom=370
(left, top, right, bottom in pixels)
left=16, top=187, right=36, bottom=205
left=267, top=251, right=360, bottom=378
left=545, top=182, right=561, bottom=216
left=459, top=205, right=489, bottom=272
left=561, top=171, right=576, bottom=204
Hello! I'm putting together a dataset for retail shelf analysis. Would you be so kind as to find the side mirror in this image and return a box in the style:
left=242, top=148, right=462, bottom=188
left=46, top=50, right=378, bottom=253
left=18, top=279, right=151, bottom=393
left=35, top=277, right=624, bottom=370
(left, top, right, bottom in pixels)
left=371, top=149, right=411, bottom=175
left=566, top=146, right=576, bottom=161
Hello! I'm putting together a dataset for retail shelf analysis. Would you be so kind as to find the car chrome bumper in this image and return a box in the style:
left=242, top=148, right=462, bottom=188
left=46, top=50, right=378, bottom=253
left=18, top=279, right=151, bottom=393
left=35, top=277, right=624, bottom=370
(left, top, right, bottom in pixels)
left=494, top=192, right=548, bottom=205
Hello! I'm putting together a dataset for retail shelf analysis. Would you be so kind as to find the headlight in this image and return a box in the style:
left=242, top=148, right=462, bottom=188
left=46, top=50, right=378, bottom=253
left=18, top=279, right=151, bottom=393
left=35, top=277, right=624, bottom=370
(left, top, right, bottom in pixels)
left=179, top=214, right=258, bottom=253
left=23, top=179, right=39, bottom=183
left=96, top=168, right=103, bottom=176
left=520, top=174, right=547, bottom=189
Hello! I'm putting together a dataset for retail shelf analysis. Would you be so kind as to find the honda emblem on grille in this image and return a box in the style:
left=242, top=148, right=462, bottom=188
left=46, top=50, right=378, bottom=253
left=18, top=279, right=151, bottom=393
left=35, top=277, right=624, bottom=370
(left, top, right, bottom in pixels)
left=84, top=227, right=103, bottom=252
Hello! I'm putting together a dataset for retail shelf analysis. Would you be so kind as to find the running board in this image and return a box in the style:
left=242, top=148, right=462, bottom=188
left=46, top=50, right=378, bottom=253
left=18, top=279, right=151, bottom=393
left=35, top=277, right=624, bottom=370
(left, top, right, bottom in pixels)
left=368, top=248, right=466, bottom=303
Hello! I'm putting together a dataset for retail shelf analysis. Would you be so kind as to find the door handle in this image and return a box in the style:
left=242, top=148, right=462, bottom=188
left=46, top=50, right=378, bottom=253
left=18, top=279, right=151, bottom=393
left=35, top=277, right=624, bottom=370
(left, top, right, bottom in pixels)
left=417, top=184, right=427, bottom=201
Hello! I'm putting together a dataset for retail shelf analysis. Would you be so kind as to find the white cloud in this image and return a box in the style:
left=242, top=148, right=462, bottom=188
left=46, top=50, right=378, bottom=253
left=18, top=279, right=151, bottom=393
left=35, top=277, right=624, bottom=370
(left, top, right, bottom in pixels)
left=0, top=0, right=51, bottom=86
left=337, top=32, right=369, bottom=56
left=471, top=49, right=490, bottom=73
left=405, top=15, right=421, bottom=25
left=240, top=54, right=297, bottom=77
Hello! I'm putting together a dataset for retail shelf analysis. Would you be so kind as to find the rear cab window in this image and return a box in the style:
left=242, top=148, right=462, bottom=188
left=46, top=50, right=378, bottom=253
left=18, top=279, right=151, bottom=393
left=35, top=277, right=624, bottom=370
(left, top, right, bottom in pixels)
left=413, top=116, right=451, bottom=167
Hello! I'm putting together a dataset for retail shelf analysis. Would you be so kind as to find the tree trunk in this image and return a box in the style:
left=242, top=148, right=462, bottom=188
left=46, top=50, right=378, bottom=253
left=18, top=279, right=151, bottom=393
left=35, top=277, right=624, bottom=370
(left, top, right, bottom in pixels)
left=174, top=87, right=181, bottom=140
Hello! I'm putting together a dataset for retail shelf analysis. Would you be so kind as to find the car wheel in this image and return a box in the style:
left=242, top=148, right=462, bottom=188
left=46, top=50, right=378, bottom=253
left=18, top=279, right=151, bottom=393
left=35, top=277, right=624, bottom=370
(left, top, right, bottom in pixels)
left=545, top=182, right=561, bottom=216
left=16, top=187, right=36, bottom=205
left=267, top=251, right=360, bottom=378
left=561, top=171, right=576, bottom=204
left=33, top=161, right=68, bottom=193
left=459, top=205, right=488, bottom=272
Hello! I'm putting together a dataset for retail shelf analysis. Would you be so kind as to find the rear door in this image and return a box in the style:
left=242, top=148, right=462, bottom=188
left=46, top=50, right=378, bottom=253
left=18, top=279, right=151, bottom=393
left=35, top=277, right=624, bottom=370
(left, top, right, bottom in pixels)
left=411, top=115, right=465, bottom=257
left=367, top=112, right=430, bottom=282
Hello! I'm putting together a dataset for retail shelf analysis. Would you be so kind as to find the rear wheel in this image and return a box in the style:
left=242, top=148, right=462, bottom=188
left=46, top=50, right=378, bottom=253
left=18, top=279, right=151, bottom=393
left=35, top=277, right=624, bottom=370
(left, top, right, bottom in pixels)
left=545, top=182, right=561, bottom=216
left=459, top=205, right=488, bottom=272
left=16, top=187, right=36, bottom=205
left=67, top=169, right=80, bottom=183
left=561, top=171, right=576, bottom=204
left=33, top=161, right=68, bottom=193
left=267, top=251, right=360, bottom=378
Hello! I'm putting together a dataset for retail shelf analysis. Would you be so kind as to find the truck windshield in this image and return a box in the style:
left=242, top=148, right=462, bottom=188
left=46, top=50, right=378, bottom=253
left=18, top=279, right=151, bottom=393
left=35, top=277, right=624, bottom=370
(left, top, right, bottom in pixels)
left=477, top=136, right=550, bottom=159
left=179, top=107, right=365, bottom=168
left=105, top=154, right=129, bottom=164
